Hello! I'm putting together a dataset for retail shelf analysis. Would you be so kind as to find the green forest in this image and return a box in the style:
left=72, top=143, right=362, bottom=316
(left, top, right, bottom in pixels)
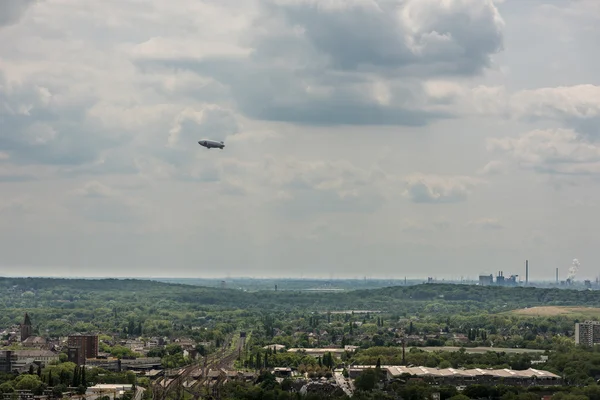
left=2, top=278, right=600, bottom=399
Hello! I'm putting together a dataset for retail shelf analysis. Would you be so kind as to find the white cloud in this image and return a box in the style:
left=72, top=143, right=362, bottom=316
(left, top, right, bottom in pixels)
left=477, top=160, right=506, bottom=176
left=488, top=129, right=600, bottom=175
left=403, top=174, right=483, bottom=204
left=511, top=85, right=600, bottom=125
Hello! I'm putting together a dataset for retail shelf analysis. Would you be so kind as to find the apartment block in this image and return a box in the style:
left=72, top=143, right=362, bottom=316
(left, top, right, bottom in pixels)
left=67, top=334, right=99, bottom=365
left=575, top=321, right=600, bottom=346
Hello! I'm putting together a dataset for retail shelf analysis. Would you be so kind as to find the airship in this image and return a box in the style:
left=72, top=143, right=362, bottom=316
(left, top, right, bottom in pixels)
left=198, top=139, right=225, bottom=149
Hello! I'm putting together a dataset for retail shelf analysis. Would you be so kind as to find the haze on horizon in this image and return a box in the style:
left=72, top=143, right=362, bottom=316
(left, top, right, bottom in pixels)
left=1, top=0, right=599, bottom=281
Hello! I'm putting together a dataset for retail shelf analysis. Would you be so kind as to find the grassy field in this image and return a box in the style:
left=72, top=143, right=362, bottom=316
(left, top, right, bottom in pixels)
left=510, top=306, right=600, bottom=318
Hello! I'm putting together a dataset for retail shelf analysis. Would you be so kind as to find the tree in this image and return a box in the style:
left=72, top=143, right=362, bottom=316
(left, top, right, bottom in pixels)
left=81, top=366, right=86, bottom=387
left=72, top=365, right=80, bottom=387
left=15, top=375, right=42, bottom=391
left=355, top=369, right=377, bottom=392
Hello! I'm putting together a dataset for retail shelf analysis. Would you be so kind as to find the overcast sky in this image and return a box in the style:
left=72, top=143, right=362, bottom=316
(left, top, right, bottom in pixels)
left=1, top=0, right=599, bottom=281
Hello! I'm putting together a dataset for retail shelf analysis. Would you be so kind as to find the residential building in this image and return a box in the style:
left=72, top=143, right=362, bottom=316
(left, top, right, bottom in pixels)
left=67, top=334, right=99, bottom=365
left=575, top=321, right=600, bottom=346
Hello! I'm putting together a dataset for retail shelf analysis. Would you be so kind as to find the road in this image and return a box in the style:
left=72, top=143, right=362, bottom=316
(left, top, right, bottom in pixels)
left=134, top=387, right=145, bottom=400
left=334, top=370, right=353, bottom=397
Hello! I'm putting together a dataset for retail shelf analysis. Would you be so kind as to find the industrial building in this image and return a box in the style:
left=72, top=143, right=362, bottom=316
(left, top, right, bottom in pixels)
left=85, top=357, right=162, bottom=372
left=349, top=365, right=561, bottom=386
left=0, top=350, right=59, bottom=373
left=478, top=272, right=518, bottom=286
left=575, top=321, right=600, bottom=346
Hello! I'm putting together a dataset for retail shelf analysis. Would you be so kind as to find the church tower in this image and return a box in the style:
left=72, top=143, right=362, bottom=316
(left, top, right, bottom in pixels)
left=21, top=313, right=32, bottom=342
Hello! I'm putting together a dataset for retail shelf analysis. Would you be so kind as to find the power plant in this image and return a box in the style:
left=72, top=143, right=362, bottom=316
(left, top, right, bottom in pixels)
left=476, top=258, right=596, bottom=289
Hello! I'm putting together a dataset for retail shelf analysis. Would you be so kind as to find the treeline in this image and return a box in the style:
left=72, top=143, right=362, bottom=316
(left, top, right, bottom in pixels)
left=4, top=279, right=600, bottom=317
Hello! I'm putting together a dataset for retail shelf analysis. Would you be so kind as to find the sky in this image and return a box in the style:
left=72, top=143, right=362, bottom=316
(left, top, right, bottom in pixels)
left=1, top=0, right=600, bottom=281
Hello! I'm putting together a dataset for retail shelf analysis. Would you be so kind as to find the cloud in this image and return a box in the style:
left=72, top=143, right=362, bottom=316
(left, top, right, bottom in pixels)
left=477, top=160, right=506, bottom=176
left=510, top=85, right=600, bottom=137
left=0, top=162, right=53, bottom=182
left=71, top=181, right=116, bottom=198
left=260, top=157, right=388, bottom=215
left=488, top=129, right=600, bottom=175
left=167, top=105, right=239, bottom=151
left=0, top=196, right=33, bottom=215
left=0, top=72, right=132, bottom=167
left=256, top=0, right=504, bottom=74
left=403, top=174, right=483, bottom=203
left=468, top=217, right=504, bottom=230
left=0, top=0, right=37, bottom=28
left=134, top=0, right=505, bottom=126
left=68, top=181, right=149, bottom=224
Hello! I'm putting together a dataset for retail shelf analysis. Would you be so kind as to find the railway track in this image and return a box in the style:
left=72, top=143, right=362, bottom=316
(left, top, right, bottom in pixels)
left=152, top=333, right=246, bottom=400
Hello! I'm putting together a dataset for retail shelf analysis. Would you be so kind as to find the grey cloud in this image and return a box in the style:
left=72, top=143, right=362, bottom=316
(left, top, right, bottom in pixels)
left=0, top=196, right=33, bottom=215
left=60, top=151, right=140, bottom=177
left=272, top=188, right=384, bottom=217
left=403, top=174, right=482, bottom=203
left=257, top=0, right=504, bottom=74
left=254, top=157, right=388, bottom=215
left=68, top=181, right=147, bottom=224
left=76, top=201, right=142, bottom=224
left=0, top=73, right=131, bottom=167
left=468, top=218, right=504, bottom=230
left=0, top=174, right=38, bottom=182
left=72, top=181, right=116, bottom=198
left=137, top=57, right=452, bottom=126
left=134, top=0, right=503, bottom=126
left=0, top=0, right=37, bottom=28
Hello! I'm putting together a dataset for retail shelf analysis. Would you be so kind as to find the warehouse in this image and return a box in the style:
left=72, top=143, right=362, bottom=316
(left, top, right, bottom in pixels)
left=349, top=365, right=562, bottom=386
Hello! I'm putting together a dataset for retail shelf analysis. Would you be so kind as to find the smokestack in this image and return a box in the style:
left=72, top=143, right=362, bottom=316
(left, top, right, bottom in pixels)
left=526, top=260, right=529, bottom=286
left=556, top=267, right=559, bottom=284
left=402, top=337, right=406, bottom=365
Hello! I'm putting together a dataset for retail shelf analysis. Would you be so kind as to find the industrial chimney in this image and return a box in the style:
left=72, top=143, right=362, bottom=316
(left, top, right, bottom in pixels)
left=556, top=268, right=559, bottom=284
left=525, top=260, right=529, bottom=286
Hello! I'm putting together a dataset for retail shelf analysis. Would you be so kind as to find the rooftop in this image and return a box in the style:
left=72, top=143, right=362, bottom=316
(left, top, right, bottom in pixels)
left=351, top=365, right=561, bottom=380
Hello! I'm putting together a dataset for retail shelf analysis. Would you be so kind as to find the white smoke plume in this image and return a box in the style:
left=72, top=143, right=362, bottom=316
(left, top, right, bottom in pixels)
left=567, top=258, right=580, bottom=281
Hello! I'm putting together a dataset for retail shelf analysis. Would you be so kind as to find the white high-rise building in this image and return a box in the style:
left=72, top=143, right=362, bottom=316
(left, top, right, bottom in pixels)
left=575, top=321, right=600, bottom=346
